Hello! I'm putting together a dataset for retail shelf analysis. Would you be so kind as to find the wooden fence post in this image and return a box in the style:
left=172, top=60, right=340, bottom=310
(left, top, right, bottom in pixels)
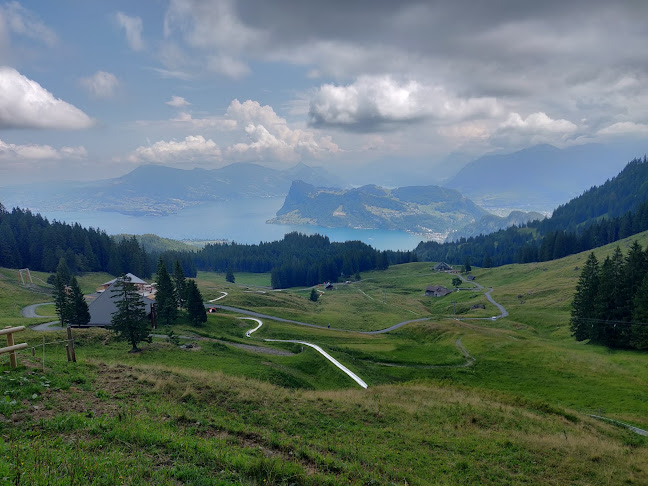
left=66, top=327, right=77, bottom=363
left=0, top=326, right=27, bottom=369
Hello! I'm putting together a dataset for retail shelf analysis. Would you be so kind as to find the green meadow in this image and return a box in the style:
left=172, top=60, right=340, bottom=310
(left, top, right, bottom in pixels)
left=1, top=234, right=647, bottom=484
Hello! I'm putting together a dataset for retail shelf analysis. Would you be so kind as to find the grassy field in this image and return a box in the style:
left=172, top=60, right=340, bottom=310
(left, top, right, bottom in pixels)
left=2, top=234, right=648, bottom=484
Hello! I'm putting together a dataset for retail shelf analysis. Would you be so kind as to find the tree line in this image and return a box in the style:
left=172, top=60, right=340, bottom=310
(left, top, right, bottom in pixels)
left=570, top=242, right=648, bottom=350
left=0, top=203, right=388, bottom=289
left=0, top=204, right=151, bottom=277
left=415, top=157, right=648, bottom=268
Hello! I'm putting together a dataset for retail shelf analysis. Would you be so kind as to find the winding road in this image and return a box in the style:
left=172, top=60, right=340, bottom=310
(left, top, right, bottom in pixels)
left=21, top=302, right=55, bottom=318
left=23, top=277, right=510, bottom=390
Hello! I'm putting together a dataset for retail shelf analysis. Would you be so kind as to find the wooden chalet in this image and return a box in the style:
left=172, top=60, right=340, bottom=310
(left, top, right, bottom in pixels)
left=425, top=285, right=452, bottom=297
left=87, top=281, right=156, bottom=327
left=433, top=262, right=453, bottom=272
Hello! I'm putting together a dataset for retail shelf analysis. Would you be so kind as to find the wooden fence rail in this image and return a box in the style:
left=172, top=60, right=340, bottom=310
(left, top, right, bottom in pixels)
left=0, top=326, right=27, bottom=368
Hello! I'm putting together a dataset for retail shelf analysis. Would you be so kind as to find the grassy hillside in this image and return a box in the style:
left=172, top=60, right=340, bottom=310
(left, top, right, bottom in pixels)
left=2, top=235, right=648, bottom=484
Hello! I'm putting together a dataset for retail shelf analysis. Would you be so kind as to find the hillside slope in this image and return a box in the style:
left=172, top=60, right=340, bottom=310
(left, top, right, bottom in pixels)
left=269, top=181, right=488, bottom=239
left=446, top=143, right=645, bottom=211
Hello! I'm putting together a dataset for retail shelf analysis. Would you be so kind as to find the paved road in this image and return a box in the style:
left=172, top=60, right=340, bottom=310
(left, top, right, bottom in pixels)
left=456, top=274, right=509, bottom=320
left=21, top=302, right=55, bottom=318
left=265, top=338, right=368, bottom=389
left=588, top=415, right=648, bottom=437
left=242, top=317, right=263, bottom=337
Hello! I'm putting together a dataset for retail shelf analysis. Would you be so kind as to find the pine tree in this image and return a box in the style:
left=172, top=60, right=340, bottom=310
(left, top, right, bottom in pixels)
left=56, top=257, right=71, bottom=286
left=631, top=274, right=648, bottom=350
left=570, top=252, right=599, bottom=341
left=110, top=275, right=151, bottom=352
left=172, top=260, right=187, bottom=309
left=309, top=288, right=319, bottom=302
left=52, top=274, right=72, bottom=327
left=482, top=254, right=492, bottom=268
left=185, top=279, right=207, bottom=327
left=226, top=266, right=235, bottom=283
left=462, top=256, right=472, bottom=273
left=68, top=276, right=90, bottom=327
left=155, top=259, right=177, bottom=326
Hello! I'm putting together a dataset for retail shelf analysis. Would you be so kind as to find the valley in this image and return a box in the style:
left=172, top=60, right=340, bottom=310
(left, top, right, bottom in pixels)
left=1, top=232, right=647, bottom=484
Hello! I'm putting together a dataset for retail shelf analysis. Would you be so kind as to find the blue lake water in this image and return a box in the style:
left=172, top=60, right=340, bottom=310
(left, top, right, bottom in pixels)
left=39, top=197, right=424, bottom=251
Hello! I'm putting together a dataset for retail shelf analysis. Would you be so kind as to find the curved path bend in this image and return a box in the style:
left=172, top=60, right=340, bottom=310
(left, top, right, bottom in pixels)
left=264, top=337, right=368, bottom=389
left=21, top=302, right=55, bottom=318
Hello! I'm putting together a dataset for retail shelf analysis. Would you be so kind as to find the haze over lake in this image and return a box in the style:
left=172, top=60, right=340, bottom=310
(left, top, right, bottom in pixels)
left=38, top=197, right=423, bottom=251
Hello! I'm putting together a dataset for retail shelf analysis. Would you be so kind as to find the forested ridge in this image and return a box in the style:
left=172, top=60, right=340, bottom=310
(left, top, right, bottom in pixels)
left=414, top=156, right=648, bottom=267
left=0, top=203, right=151, bottom=277
left=571, top=243, right=648, bottom=350
left=0, top=202, right=386, bottom=288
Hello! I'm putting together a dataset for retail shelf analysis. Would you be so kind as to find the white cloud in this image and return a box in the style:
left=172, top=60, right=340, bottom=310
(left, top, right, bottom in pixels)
left=149, top=67, right=193, bottom=80
left=128, top=135, right=221, bottom=163
left=597, top=121, right=648, bottom=136
left=309, top=76, right=500, bottom=130
left=166, top=95, right=190, bottom=107
left=500, top=112, right=578, bottom=133
left=225, top=99, right=341, bottom=161
left=206, top=54, right=250, bottom=79
left=115, top=11, right=144, bottom=51
left=0, top=67, right=93, bottom=129
left=171, top=112, right=237, bottom=130
left=0, top=138, right=87, bottom=160
left=0, top=1, right=57, bottom=47
left=79, top=71, right=120, bottom=98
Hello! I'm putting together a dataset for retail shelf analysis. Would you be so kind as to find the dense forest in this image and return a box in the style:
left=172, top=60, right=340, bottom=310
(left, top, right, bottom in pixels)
left=414, top=156, right=648, bottom=267
left=189, top=232, right=385, bottom=288
left=571, top=243, right=648, bottom=350
left=0, top=203, right=151, bottom=278
left=0, top=203, right=386, bottom=288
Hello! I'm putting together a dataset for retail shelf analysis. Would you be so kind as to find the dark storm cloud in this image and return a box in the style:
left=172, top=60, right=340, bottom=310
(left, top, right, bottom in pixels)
left=166, top=0, right=648, bottom=136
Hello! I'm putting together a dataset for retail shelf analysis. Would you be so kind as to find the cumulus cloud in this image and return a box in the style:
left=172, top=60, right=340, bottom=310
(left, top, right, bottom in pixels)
left=159, top=0, right=648, bottom=146
left=128, top=135, right=221, bottom=163
left=597, top=121, right=648, bottom=136
left=0, top=67, right=93, bottom=129
left=166, top=95, right=190, bottom=107
left=206, top=54, right=250, bottom=78
left=171, top=112, right=237, bottom=130
left=0, top=1, right=57, bottom=47
left=79, top=71, right=119, bottom=98
left=309, top=76, right=500, bottom=130
left=115, top=11, right=144, bottom=51
left=500, top=112, right=578, bottom=134
left=225, top=99, right=340, bottom=161
left=0, top=138, right=87, bottom=160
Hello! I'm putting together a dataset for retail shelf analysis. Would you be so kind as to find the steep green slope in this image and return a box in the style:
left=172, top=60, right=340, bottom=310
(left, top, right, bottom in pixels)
left=270, top=180, right=487, bottom=237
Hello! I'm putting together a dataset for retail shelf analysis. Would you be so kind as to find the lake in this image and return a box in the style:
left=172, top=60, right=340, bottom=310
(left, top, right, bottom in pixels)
left=39, top=197, right=424, bottom=251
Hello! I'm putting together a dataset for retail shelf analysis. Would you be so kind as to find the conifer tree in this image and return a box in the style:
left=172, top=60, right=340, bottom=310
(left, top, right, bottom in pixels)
left=68, top=276, right=90, bottom=327
left=631, top=274, right=648, bottom=350
left=56, top=257, right=71, bottom=286
left=185, top=279, right=207, bottom=327
left=309, top=288, right=319, bottom=302
left=482, top=254, right=492, bottom=268
left=110, top=275, right=151, bottom=352
left=570, top=252, right=599, bottom=341
left=226, top=266, right=235, bottom=283
left=172, top=260, right=187, bottom=309
left=155, top=259, right=177, bottom=326
left=52, top=274, right=72, bottom=327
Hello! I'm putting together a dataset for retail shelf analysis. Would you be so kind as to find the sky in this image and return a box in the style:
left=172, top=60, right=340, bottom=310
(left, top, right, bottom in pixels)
left=0, top=0, right=647, bottom=185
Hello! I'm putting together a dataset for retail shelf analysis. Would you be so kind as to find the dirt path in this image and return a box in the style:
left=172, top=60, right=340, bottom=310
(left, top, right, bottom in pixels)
left=150, top=333, right=293, bottom=356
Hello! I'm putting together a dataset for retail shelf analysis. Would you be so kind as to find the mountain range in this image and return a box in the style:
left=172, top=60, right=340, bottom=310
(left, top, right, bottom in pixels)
left=268, top=181, right=491, bottom=239
left=445, top=143, right=645, bottom=211
left=0, top=163, right=342, bottom=216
